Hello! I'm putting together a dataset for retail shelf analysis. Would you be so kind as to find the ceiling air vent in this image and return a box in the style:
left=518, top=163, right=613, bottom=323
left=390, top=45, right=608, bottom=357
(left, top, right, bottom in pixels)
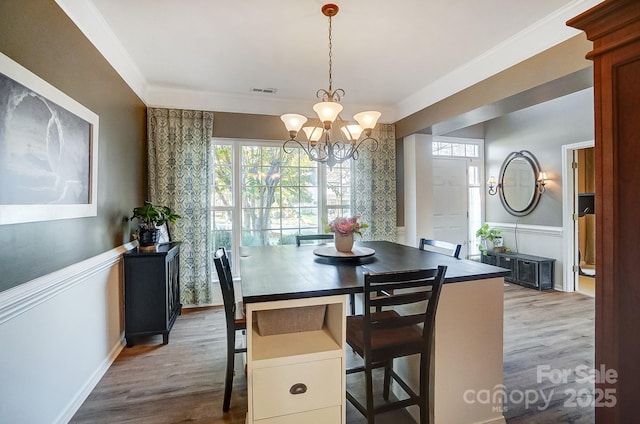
left=250, top=87, right=277, bottom=94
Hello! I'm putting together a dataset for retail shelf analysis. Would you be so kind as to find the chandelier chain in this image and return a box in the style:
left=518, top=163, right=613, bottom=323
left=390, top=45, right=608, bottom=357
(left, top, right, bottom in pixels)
left=328, top=15, right=333, bottom=93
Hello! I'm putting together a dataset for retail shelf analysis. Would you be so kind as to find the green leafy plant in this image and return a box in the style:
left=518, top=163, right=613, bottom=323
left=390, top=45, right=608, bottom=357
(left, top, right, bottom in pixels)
left=475, top=223, right=501, bottom=253
left=131, top=201, right=181, bottom=230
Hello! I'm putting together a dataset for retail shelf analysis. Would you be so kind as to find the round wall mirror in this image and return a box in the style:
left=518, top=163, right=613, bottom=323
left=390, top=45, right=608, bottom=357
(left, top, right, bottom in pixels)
left=498, top=150, right=542, bottom=216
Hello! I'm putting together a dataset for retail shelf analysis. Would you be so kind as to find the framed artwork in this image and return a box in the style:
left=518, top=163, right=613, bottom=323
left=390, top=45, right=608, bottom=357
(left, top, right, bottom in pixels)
left=157, top=223, right=171, bottom=244
left=0, top=52, right=99, bottom=225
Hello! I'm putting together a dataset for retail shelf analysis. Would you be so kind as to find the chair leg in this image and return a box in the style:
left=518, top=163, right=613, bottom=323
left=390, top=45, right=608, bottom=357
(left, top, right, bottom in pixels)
left=365, top=366, right=375, bottom=424
left=383, top=359, right=392, bottom=400
left=223, top=330, right=235, bottom=412
left=419, top=403, right=428, bottom=424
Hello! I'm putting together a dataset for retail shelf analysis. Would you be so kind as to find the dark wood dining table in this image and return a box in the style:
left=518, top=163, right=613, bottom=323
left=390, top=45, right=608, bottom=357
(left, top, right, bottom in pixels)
left=239, top=240, right=508, bottom=303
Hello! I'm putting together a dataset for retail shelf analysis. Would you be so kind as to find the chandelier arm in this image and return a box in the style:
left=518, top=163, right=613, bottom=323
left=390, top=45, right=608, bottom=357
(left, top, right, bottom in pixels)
left=308, top=145, right=328, bottom=163
left=353, top=136, right=379, bottom=153
left=316, top=88, right=330, bottom=101
left=283, top=138, right=311, bottom=156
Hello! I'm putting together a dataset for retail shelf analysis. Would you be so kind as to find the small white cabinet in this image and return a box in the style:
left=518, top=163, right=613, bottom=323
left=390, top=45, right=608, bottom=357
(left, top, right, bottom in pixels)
left=245, top=295, right=347, bottom=424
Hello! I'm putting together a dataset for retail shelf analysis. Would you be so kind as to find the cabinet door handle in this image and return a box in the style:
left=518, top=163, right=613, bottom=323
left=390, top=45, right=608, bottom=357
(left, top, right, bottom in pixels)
left=289, top=383, right=307, bottom=395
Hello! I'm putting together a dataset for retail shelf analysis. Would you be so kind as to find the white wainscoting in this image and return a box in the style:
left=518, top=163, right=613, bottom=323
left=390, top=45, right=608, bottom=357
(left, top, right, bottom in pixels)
left=487, top=222, right=565, bottom=290
left=0, top=244, right=133, bottom=424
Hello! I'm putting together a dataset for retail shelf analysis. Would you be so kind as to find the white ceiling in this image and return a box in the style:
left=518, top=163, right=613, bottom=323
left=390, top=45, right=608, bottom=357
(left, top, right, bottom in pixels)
left=56, top=0, right=601, bottom=123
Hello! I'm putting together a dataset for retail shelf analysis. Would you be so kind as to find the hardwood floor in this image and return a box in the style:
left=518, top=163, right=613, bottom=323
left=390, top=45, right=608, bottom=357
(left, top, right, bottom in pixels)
left=502, top=284, right=594, bottom=423
left=70, top=284, right=594, bottom=424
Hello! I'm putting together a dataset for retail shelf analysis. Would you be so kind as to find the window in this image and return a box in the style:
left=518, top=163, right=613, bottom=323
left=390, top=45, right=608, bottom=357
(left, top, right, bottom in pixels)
left=211, top=139, right=352, bottom=274
left=468, top=164, right=482, bottom=256
left=324, top=160, right=352, bottom=221
left=432, top=140, right=479, bottom=158
left=241, top=145, right=318, bottom=246
left=211, top=143, right=234, bottom=261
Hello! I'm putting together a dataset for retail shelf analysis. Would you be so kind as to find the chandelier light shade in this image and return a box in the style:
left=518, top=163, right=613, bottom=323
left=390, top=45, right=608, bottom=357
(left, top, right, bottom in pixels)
left=281, top=3, right=381, bottom=168
left=280, top=113, right=308, bottom=138
left=303, top=126, right=324, bottom=142
left=313, top=101, right=343, bottom=125
left=354, top=111, right=382, bottom=135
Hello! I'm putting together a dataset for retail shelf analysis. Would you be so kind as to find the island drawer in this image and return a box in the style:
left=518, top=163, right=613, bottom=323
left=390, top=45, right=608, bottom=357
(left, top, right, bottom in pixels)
left=252, top=357, right=342, bottom=420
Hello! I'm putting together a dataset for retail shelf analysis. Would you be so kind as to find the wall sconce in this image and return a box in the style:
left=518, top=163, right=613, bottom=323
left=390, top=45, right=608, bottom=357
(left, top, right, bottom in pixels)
left=487, top=176, right=498, bottom=195
left=537, top=172, right=547, bottom=193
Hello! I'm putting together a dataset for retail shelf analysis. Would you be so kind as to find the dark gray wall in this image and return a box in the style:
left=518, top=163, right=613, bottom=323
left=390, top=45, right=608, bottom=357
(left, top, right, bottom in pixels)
left=484, top=88, right=594, bottom=226
left=0, top=0, right=147, bottom=292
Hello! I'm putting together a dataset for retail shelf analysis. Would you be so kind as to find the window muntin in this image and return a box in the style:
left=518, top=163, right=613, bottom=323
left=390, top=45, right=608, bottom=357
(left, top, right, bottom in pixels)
left=432, top=141, right=479, bottom=158
left=211, top=139, right=352, bottom=274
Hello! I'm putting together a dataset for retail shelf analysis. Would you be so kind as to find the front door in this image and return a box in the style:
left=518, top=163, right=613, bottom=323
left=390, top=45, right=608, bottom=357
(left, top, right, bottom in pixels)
left=432, top=158, right=469, bottom=258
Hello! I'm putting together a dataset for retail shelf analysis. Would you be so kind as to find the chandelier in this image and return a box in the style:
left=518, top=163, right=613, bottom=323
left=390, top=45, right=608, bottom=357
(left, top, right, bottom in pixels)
left=280, top=4, right=381, bottom=168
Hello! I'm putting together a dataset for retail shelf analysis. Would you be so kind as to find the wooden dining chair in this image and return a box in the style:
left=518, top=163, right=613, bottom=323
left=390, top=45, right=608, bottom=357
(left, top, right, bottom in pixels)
left=346, top=265, right=447, bottom=424
left=295, top=233, right=334, bottom=246
left=418, top=238, right=462, bottom=259
left=295, top=233, right=358, bottom=315
left=213, top=247, right=246, bottom=412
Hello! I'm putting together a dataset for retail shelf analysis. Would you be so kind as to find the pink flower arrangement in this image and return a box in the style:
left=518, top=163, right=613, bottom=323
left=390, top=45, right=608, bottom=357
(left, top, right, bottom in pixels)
left=324, top=215, right=369, bottom=237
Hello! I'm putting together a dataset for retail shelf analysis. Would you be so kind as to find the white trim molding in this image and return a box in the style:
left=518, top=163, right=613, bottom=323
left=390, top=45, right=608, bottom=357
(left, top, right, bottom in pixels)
left=486, top=222, right=565, bottom=290
left=487, top=222, right=562, bottom=236
left=561, top=140, right=595, bottom=292
left=0, top=242, right=135, bottom=325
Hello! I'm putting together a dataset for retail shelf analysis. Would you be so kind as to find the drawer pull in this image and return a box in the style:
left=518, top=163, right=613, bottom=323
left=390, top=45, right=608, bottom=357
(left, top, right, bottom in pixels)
left=289, top=383, right=307, bottom=395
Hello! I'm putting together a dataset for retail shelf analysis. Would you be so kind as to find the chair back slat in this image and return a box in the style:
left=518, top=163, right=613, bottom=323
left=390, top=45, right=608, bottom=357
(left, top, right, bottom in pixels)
left=296, top=233, right=334, bottom=246
left=370, top=290, right=431, bottom=309
left=419, top=238, right=462, bottom=258
left=371, top=313, right=425, bottom=330
left=365, top=268, right=437, bottom=285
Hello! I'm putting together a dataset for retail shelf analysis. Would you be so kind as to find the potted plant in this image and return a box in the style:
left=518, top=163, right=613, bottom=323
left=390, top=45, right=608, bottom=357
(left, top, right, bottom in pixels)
left=324, top=215, right=368, bottom=253
left=130, top=201, right=181, bottom=248
left=475, top=223, right=502, bottom=254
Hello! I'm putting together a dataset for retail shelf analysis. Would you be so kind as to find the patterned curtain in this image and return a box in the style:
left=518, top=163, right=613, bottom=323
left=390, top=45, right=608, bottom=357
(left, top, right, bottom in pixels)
left=147, top=108, right=214, bottom=306
left=353, top=123, right=397, bottom=241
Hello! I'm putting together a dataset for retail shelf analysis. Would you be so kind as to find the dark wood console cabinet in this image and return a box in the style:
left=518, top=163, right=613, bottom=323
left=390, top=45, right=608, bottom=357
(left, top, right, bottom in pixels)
left=481, top=251, right=554, bottom=290
left=123, top=242, right=182, bottom=347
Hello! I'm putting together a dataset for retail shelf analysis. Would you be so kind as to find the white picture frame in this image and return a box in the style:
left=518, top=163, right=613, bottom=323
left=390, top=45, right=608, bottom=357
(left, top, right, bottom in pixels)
left=0, top=52, right=99, bottom=225
left=157, top=223, right=171, bottom=244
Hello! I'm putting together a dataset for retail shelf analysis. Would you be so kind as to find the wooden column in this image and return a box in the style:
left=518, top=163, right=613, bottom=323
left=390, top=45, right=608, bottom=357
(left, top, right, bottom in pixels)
left=567, top=1, right=640, bottom=422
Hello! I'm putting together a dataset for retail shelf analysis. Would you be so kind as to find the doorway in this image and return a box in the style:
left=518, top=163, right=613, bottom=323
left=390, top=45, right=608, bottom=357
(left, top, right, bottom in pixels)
left=430, top=136, right=484, bottom=259
left=561, top=140, right=595, bottom=294
left=432, top=158, right=470, bottom=258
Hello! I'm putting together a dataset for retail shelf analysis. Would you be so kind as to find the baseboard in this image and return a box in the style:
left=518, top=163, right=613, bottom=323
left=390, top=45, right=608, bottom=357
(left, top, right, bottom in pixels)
left=54, top=336, right=126, bottom=424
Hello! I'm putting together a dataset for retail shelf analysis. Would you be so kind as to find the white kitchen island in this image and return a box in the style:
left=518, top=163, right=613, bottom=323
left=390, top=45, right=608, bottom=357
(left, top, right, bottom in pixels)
left=240, top=241, right=508, bottom=424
